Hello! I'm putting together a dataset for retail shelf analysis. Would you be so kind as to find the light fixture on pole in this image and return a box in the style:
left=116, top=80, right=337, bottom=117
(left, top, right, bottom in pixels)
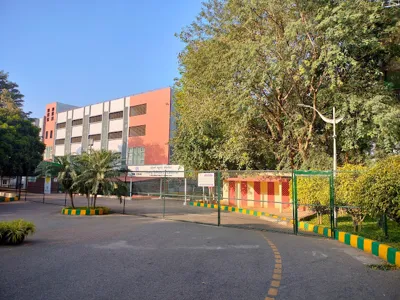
left=297, top=104, right=344, bottom=174
left=298, top=104, right=344, bottom=227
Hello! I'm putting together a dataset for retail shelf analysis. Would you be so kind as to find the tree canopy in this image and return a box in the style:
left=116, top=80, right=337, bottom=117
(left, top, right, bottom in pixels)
left=0, top=108, right=45, bottom=176
left=172, top=0, right=400, bottom=170
left=0, top=71, right=44, bottom=176
left=0, top=71, right=25, bottom=109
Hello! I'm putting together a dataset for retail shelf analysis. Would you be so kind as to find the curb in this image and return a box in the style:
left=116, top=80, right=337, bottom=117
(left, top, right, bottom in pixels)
left=0, top=196, right=19, bottom=202
left=298, top=221, right=400, bottom=267
left=61, top=208, right=104, bottom=216
left=189, top=201, right=291, bottom=223
left=189, top=201, right=400, bottom=267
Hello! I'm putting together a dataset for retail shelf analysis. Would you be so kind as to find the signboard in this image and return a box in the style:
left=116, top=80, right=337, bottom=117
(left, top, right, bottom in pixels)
left=198, top=173, right=215, bottom=187
left=128, top=165, right=184, bottom=178
left=44, top=176, right=52, bottom=194
left=28, top=177, right=36, bottom=183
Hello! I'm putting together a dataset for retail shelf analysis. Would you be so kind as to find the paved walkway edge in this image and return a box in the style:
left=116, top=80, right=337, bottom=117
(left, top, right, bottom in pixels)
left=0, top=196, right=19, bottom=202
left=189, top=201, right=400, bottom=267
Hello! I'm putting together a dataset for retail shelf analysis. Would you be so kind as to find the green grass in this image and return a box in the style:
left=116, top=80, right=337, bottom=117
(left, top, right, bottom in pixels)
left=307, top=214, right=400, bottom=249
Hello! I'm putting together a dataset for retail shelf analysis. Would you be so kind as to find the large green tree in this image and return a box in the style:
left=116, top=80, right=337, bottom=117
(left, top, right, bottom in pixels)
left=0, top=108, right=45, bottom=177
left=173, top=0, right=400, bottom=170
left=0, top=71, right=25, bottom=109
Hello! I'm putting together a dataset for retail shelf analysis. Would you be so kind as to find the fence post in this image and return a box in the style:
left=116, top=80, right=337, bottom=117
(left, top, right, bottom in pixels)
left=329, top=173, right=335, bottom=238
left=292, top=171, right=298, bottom=235
left=162, top=170, right=166, bottom=219
left=217, top=171, right=221, bottom=226
left=123, top=195, right=126, bottom=214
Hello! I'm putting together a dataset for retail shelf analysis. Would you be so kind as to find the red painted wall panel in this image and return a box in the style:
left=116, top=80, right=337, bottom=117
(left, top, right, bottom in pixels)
left=229, top=181, right=235, bottom=206
left=254, top=181, right=261, bottom=208
left=282, top=181, right=290, bottom=209
left=267, top=182, right=275, bottom=208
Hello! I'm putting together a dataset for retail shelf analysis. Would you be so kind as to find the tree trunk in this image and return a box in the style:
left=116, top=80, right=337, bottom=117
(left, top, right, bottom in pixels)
left=318, top=212, right=322, bottom=225
left=69, top=191, right=75, bottom=208
left=93, top=194, right=97, bottom=208
left=86, top=194, right=90, bottom=208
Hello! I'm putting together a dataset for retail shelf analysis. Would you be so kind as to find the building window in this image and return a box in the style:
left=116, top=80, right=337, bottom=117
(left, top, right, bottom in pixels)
left=47, top=112, right=50, bottom=117
left=52, top=107, right=54, bottom=111
left=129, top=125, right=146, bottom=137
left=108, top=131, right=122, bottom=140
left=89, top=115, right=102, bottom=123
left=56, top=122, right=66, bottom=129
left=50, top=130, right=53, bottom=138
left=47, top=109, right=50, bottom=112
left=128, top=147, right=145, bottom=165
left=45, top=146, right=53, bottom=159
left=47, top=118, right=49, bottom=122
left=55, top=139, right=65, bottom=145
left=130, top=104, right=147, bottom=116
left=88, top=134, right=101, bottom=141
left=2, top=179, right=7, bottom=185
left=71, top=136, right=82, bottom=143
left=51, top=117, right=54, bottom=121
left=45, top=131, right=48, bottom=139
left=109, top=111, right=123, bottom=120
left=72, top=119, right=83, bottom=126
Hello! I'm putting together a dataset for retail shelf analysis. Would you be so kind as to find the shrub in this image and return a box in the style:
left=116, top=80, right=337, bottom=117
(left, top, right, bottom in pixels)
left=0, top=219, right=35, bottom=245
left=295, top=176, right=330, bottom=224
left=336, top=164, right=368, bottom=232
left=358, top=155, right=400, bottom=226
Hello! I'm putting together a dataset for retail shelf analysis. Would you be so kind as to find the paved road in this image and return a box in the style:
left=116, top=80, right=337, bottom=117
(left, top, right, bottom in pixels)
left=26, top=193, right=295, bottom=234
left=0, top=201, right=399, bottom=300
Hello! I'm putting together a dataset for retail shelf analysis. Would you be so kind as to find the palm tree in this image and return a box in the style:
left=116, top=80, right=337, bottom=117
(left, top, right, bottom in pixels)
left=74, top=150, right=123, bottom=208
left=35, top=155, right=78, bottom=208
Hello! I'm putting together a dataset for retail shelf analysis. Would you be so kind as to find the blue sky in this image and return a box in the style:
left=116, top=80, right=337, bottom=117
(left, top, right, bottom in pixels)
left=0, top=0, right=203, bottom=117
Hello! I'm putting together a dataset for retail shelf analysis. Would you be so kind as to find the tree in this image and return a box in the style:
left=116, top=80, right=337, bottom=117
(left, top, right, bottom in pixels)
left=35, top=156, right=78, bottom=208
left=335, top=164, right=368, bottom=232
left=0, top=71, right=24, bottom=108
left=0, top=108, right=45, bottom=178
left=173, top=0, right=400, bottom=170
left=358, top=155, right=400, bottom=226
left=74, top=150, right=123, bottom=208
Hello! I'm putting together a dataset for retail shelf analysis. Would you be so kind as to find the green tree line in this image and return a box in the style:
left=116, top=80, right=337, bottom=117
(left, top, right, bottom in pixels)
left=172, top=0, right=400, bottom=170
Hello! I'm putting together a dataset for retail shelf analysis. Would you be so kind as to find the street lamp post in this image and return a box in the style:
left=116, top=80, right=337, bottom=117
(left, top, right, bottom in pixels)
left=298, top=104, right=344, bottom=226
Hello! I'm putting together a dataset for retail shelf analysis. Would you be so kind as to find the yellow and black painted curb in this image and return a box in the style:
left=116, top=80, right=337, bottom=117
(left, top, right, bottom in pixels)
left=61, top=208, right=104, bottom=216
left=189, top=201, right=400, bottom=267
left=0, top=196, right=19, bottom=202
left=189, top=201, right=290, bottom=222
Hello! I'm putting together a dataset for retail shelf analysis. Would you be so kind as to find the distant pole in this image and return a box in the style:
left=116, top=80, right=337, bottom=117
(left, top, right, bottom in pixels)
left=129, top=176, right=132, bottom=198
left=184, top=178, right=187, bottom=205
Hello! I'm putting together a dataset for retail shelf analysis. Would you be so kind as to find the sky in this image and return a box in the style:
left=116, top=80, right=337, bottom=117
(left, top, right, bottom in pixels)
left=0, top=0, right=203, bottom=117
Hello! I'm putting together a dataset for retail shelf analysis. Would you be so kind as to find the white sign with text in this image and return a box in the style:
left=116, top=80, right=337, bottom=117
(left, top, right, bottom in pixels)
left=128, top=165, right=184, bottom=178
left=198, top=173, right=215, bottom=187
